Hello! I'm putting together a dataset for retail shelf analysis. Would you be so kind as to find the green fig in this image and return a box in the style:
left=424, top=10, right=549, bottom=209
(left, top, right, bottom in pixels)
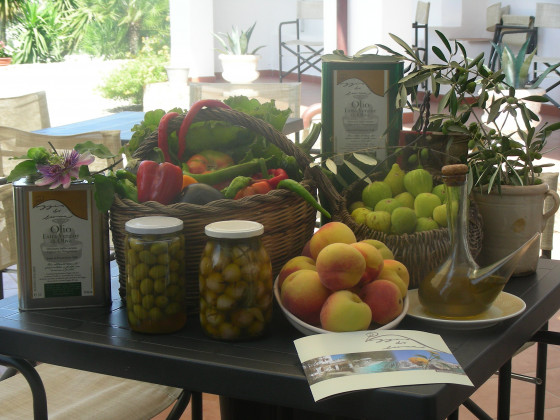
left=362, top=181, right=392, bottom=209
left=403, top=168, right=433, bottom=197
left=383, top=163, right=405, bottom=196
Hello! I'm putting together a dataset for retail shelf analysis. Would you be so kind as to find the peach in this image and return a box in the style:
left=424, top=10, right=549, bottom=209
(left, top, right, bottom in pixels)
left=278, top=256, right=316, bottom=289
left=301, top=240, right=312, bottom=259
left=376, top=267, right=408, bottom=298
left=359, top=239, right=395, bottom=259
left=280, top=269, right=330, bottom=326
left=383, top=259, right=410, bottom=289
left=320, top=290, right=372, bottom=332
left=309, top=222, right=357, bottom=260
left=350, top=242, right=384, bottom=286
left=316, top=243, right=366, bottom=291
left=360, top=280, right=403, bottom=325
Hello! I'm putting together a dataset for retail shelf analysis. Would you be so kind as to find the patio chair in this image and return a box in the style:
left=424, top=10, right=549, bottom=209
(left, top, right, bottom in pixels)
left=488, top=14, right=537, bottom=72
left=0, top=127, right=124, bottom=176
left=0, top=358, right=196, bottom=420
left=0, top=126, right=202, bottom=420
left=412, top=1, right=430, bottom=66
left=279, top=0, right=324, bottom=82
left=0, top=92, right=51, bottom=131
left=531, top=2, right=560, bottom=108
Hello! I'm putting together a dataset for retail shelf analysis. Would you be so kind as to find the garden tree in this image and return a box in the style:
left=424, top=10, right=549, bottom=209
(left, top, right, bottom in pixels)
left=13, top=1, right=65, bottom=63
left=115, top=0, right=170, bottom=56
left=0, top=0, right=24, bottom=43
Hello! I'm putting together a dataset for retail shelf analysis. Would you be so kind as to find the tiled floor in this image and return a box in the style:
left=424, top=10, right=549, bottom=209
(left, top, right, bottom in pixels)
left=3, top=75, right=560, bottom=419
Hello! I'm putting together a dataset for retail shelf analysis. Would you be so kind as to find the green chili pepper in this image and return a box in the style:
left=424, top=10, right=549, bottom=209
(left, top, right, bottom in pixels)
left=183, top=158, right=270, bottom=186
left=115, top=169, right=137, bottom=184
left=223, top=176, right=252, bottom=199
left=119, top=179, right=138, bottom=202
left=277, top=179, right=331, bottom=219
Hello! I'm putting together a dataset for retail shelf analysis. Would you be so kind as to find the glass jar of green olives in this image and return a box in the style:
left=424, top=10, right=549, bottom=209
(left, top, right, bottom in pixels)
left=125, top=216, right=186, bottom=334
left=200, top=220, right=273, bottom=340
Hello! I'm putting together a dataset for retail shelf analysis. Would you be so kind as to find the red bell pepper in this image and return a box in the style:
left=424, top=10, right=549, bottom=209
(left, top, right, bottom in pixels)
left=177, top=100, right=231, bottom=161
left=157, top=112, right=179, bottom=162
left=251, top=168, right=289, bottom=189
left=137, top=160, right=183, bottom=205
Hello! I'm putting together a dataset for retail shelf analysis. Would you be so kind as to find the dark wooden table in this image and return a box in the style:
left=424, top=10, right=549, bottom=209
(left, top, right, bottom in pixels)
left=0, top=259, right=559, bottom=420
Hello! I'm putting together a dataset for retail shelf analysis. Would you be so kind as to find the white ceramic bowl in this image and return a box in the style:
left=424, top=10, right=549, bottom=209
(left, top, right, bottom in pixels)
left=274, top=277, right=409, bottom=335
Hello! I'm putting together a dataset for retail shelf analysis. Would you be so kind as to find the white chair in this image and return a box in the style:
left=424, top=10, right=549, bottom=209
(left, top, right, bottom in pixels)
left=279, top=0, right=324, bottom=82
left=488, top=13, right=537, bottom=71
left=532, top=2, right=560, bottom=108
left=412, top=1, right=430, bottom=66
left=0, top=92, right=51, bottom=131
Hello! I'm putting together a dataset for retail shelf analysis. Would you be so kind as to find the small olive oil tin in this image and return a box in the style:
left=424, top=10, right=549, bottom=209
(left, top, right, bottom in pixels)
left=13, top=179, right=111, bottom=310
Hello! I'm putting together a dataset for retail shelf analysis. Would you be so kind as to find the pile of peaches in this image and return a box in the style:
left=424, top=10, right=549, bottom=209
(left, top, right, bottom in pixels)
left=277, top=222, right=409, bottom=333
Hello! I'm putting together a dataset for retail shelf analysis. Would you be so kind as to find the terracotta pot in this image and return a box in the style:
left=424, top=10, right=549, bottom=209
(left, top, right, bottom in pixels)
left=0, top=57, right=12, bottom=66
left=473, top=183, right=560, bottom=276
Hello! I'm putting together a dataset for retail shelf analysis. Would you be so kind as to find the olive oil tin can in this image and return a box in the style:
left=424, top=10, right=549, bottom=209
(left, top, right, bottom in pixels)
left=13, top=179, right=111, bottom=310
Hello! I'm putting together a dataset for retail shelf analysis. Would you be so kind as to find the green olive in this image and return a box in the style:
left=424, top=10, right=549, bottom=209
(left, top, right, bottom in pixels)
left=155, top=295, right=169, bottom=308
left=133, top=263, right=149, bottom=280
left=142, top=294, right=155, bottom=310
left=157, top=253, right=170, bottom=265
left=128, top=237, right=144, bottom=252
left=154, top=278, right=166, bottom=294
left=127, top=249, right=139, bottom=266
left=149, top=264, right=167, bottom=279
left=129, top=288, right=142, bottom=304
left=150, top=241, right=167, bottom=255
left=138, top=250, right=157, bottom=265
left=149, top=307, right=163, bottom=321
left=200, top=256, right=212, bottom=275
left=205, top=272, right=225, bottom=293
left=133, top=304, right=148, bottom=320
left=169, top=259, right=180, bottom=272
left=222, top=263, right=241, bottom=283
left=165, top=302, right=181, bottom=315
left=128, top=311, right=139, bottom=326
left=139, top=278, right=154, bottom=295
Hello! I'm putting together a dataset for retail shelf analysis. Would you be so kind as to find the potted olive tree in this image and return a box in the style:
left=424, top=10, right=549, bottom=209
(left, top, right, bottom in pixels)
left=378, top=31, right=560, bottom=275
left=213, top=22, right=265, bottom=84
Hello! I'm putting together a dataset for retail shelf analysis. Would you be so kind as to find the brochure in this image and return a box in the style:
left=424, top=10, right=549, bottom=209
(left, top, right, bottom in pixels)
left=294, top=330, right=473, bottom=401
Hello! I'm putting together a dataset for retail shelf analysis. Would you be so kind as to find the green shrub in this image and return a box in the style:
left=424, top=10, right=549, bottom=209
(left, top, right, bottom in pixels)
left=98, top=44, right=169, bottom=104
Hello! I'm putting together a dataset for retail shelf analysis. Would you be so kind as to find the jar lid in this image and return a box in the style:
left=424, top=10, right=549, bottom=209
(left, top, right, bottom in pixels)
left=205, top=220, right=264, bottom=238
left=125, top=216, right=183, bottom=234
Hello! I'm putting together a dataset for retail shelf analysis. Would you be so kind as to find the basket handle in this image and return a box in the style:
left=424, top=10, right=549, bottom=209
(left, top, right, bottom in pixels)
left=132, top=107, right=344, bottom=212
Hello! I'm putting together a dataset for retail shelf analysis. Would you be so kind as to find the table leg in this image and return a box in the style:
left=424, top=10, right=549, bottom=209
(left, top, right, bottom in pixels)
left=534, top=323, right=549, bottom=420
left=497, top=359, right=512, bottom=420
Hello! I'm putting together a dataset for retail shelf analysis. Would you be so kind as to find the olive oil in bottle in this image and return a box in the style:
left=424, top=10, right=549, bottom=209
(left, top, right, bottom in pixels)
left=419, top=165, right=511, bottom=318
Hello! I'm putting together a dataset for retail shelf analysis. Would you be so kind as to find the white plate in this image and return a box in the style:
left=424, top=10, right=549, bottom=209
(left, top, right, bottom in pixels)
left=273, top=277, right=409, bottom=335
left=406, top=289, right=526, bottom=330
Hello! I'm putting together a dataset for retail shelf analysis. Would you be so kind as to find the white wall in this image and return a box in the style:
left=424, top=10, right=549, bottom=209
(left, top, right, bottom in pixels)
left=187, top=0, right=560, bottom=104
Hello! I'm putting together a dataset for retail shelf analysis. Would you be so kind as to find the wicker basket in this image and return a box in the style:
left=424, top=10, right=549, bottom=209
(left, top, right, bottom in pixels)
left=110, top=107, right=318, bottom=313
left=310, top=168, right=484, bottom=289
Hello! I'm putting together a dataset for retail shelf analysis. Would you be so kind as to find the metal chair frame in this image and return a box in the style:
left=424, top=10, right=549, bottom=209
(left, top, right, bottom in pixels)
left=278, top=1, right=324, bottom=82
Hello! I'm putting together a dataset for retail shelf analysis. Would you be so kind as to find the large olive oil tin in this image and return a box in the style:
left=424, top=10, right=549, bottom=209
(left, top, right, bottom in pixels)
left=13, top=179, right=111, bottom=310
